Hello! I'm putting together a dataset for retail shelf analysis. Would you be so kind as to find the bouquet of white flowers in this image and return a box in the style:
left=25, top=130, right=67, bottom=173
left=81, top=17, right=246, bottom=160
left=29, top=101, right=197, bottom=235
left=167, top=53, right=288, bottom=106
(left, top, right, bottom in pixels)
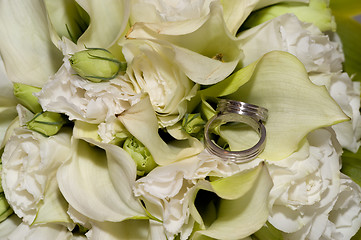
left=0, top=0, right=361, bottom=239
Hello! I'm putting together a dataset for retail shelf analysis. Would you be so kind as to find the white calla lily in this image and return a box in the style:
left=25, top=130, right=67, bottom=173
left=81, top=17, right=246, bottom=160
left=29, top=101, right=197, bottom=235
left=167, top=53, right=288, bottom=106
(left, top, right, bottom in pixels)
left=0, top=215, right=22, bottom=239
left=127, top=1, right=242, bottom=85
left=220, top=0, right=309, bottom=35
left=221, top=51, right=348, bottom=161
left=0, top=57, right=18, bottom=145
left=56, top=138, right=145, bottom=222
left=45, top=0, right=130, bottom=50
left=3, top=222, right=73, bottom=240
left=75, top=0, right=130, bottom=49
left=118, top=96, right=204, bottom=165
left=192, top=164, right=273, bottom=240
left=32, top=176, right=73, bottom=227
left=86, top=219, right=166, bottom=240
left=0, top=0, right=63, bottom=87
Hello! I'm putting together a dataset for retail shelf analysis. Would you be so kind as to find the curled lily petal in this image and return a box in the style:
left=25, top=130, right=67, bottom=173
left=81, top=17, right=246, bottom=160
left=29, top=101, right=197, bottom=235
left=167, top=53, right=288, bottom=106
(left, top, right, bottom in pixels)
left=76, top=0, right=130, bottom=48
left=221, top=0, right=308, bottom=35
left=118, top=96, right=204, bottom=165
left=57, top=138, right=145, bottom=222
left=192, top=164, right=273, bottom=239
left=222, top=51, right=349, bottom=160
left=0, top=0, right=63, bottom=87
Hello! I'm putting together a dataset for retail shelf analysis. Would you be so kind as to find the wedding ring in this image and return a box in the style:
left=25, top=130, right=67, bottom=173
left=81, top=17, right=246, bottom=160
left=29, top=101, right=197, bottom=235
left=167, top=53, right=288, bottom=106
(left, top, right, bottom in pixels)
left=204, top=99, right=268, bottom=163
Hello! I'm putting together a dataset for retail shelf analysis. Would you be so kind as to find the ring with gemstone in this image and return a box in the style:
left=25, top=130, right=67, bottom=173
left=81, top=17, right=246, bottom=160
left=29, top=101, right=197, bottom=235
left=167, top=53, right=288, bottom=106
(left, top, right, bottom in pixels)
left=204, top=99, right=268, bottom=164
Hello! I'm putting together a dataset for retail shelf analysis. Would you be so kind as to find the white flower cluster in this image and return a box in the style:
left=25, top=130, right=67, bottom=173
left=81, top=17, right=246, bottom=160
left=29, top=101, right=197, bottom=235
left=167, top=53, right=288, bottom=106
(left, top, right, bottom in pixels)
left=0, top=0, right=360, bottom=239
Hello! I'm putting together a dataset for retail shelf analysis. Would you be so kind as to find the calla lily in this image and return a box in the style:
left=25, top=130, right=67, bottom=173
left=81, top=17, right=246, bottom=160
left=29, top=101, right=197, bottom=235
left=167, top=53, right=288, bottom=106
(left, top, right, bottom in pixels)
left=190, top=163, right=273, bottom=240
left=0, top=215, right=22, bottom=238
left=127, top=1, right=242, bottom=85
left=0, top=57, right=18, bottom=146
left=220, top=0, right=309, bottom=35
left=56, top=138, right=146, bottom=222
left=3, top=222, right=73, bottom=240
left=86, top=219, right=167, bottom=240
left=243, top=0, right=336, bottom=32
left=32, top=175, right=73, bottom=227
left=0, top=0, right=63, bottom=87
left=118, top=96, right=204, bottom=165
left=46, top=0, right=130, bottom=51
left=204, top=51, right=348, bottom=161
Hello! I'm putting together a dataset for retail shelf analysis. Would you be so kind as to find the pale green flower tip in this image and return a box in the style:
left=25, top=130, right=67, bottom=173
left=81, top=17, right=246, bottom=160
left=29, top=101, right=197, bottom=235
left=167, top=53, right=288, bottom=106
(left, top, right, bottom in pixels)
left=0, top=193, right=13, bottom=223
left=69, top=48, right=126, bottom=82
left=244, top=0, right=335, bottom=32
left=123, top=137, right=157, bottom=176
left=13, top=82, right=42, bottom=113
left=182, top=113, right=206, bottom=135
left=27, top=112, right=67, bottom=137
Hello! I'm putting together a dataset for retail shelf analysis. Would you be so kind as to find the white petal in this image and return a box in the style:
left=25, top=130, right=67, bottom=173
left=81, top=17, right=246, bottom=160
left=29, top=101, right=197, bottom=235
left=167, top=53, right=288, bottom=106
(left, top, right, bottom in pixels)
left=0, top=0, right=62, bottom=87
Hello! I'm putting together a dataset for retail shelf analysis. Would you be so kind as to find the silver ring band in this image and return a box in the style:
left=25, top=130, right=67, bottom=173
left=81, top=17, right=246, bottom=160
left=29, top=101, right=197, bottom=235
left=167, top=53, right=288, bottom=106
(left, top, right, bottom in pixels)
left=204, top=99, right=268, bottom=164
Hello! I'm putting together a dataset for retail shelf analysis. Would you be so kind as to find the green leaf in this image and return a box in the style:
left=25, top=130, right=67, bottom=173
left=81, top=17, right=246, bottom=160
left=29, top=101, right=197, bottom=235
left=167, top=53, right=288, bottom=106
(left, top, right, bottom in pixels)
left=330, top=0, right=361, bottom=82
left=341, top=147, right=361, bottom=187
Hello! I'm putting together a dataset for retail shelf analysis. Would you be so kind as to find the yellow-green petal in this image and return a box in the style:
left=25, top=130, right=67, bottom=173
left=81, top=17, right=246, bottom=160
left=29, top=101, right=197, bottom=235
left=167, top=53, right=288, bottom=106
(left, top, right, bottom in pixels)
left=223, top=51, right=349, bottom=161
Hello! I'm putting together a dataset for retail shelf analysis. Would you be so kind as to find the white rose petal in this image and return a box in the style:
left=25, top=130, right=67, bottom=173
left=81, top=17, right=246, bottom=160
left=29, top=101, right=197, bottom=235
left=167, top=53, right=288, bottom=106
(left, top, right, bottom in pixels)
left=122, top=39, right=195, bottom=127
left=266, top=128, right=360, bottom=240
left=131, top=0, right=215, bottom=24
left=37, top=58, right=138, bottom=124
left=310, top=72, right=361, bottom=152
left=238, top=14, right=344, bottom=73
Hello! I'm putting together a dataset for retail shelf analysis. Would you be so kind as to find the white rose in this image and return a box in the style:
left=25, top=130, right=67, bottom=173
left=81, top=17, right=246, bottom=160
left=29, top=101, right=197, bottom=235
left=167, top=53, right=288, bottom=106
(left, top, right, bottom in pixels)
left=122, top=39, right=197, bottom=127
left=1, top=128, right=72, bottom=224
left=266, top=128, right=361, bottom=239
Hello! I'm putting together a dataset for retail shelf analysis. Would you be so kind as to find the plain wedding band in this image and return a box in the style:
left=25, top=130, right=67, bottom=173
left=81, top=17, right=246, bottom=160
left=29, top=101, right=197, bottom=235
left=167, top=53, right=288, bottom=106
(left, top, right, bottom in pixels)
left=204, top=99, right=268, bottom=164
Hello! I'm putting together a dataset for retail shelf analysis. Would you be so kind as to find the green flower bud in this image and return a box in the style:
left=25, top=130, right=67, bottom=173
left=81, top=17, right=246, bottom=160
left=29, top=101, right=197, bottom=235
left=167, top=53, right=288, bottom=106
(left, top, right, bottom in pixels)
left=0, top=193, right=13, bottom=223
left=123, top=137, right=157, bottom=176
left=27, top=112, right=67, bottom=137
left=69, top=48, right=126, bottom=82
left=182, top=113, right=206, bottom=135
left=13, top=83, right=42, bottom=113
